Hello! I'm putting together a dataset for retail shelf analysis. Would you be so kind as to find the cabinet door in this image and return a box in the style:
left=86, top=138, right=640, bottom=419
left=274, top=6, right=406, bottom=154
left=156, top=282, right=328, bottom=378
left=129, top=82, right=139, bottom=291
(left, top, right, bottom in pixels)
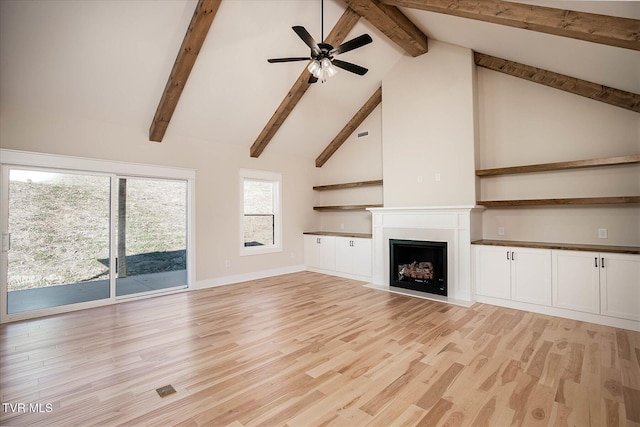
left=335, top=238, right=371, bottom=277
left=511, top=248, right=552, bottom=306
left=600, top=253, right=640, bottom=321
left=350, top=238, right=372, bottom=277
left=318, top=236, right=335, bottom=271
left=552, top=250, right=600, bottom=314
left=334, top=237, right=352, bottom=274
left=303, top=235, right=321, bottom=268
left=475, top=245, right=511, bottom=299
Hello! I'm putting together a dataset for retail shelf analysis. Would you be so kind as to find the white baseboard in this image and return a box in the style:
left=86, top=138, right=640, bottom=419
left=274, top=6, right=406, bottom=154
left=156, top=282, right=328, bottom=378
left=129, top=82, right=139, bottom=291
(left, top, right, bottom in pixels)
left=195, top=264, right=305, bottom=290
left=304, top=267, right=371, bottom=283
left=364, top=283, right=474, bottom=307
left=475, top=295, right=640, bottom=332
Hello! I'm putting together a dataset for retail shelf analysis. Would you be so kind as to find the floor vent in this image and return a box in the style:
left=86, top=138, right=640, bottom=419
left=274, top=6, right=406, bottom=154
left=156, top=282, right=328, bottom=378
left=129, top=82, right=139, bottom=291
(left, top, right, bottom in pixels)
left=156, top=384, right=177, bottom=397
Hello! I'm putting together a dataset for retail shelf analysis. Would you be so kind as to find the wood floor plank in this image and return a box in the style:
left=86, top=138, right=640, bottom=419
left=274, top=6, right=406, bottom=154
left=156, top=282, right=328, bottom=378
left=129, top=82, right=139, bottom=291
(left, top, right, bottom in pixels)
left=1, top=271, right=639, bottom=426
left=415, top=362, right=465, bottom=410
left=622, top=386, right=640, bottom=422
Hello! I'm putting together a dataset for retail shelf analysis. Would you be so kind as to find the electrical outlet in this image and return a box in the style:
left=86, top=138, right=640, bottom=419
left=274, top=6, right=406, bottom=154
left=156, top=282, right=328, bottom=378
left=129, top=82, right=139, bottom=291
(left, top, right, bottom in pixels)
left=340, top=223, right=345, bottom=230
left=498, top=227, right=505, bottom=236
left=224, top=260, right=231, bottom=267
left=598, top=228, right=608, bottom=239
left=417, top=175, right=423, bottom=183
left=435, top=173, right=441, bottom=182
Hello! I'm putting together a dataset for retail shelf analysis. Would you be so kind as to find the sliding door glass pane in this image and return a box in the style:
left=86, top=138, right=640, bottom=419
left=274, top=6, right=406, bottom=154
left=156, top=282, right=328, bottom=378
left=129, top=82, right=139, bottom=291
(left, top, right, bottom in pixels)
left=7, top=169, right=111, bottom=314
left=115, top=178, right=187, bottom=297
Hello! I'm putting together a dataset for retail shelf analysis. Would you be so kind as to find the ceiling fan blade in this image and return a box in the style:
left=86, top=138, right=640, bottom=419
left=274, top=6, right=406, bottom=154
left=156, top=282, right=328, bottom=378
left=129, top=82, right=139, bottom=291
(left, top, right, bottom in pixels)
left=292, top=26, right=320, bottom=56
left=331, top=59, right=368, bottom=76
left=308, top=75, right=318, bottom=84
left=330, top=34, right=372, bottom=56
left=267, top=57, right=311, bottom=63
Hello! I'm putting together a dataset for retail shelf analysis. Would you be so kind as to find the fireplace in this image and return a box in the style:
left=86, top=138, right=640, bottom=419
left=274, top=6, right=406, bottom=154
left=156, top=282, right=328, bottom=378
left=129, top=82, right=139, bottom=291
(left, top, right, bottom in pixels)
left=389, top=239, right=447, bottom=296
left=368, top=207, right=482, bottom=303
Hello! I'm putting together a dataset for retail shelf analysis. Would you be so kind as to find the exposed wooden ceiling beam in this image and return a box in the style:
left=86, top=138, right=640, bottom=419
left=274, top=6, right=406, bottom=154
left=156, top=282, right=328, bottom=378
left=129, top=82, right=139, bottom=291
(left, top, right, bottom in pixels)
left=475, top=52, right=640, bottom=113
left=250, top=8, right=361, bottom=158
left=342, top=0, right=428, bottom=56
left=380, top=0, right=640, bottom=51
left=149, top=0, right=221, bottom=142
left=316, top=87, right=382, bottom=167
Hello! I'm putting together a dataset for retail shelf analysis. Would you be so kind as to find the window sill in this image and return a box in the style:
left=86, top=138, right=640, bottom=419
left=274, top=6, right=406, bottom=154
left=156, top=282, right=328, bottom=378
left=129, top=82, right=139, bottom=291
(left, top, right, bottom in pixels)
left=239, top=245, right=282, bottom=256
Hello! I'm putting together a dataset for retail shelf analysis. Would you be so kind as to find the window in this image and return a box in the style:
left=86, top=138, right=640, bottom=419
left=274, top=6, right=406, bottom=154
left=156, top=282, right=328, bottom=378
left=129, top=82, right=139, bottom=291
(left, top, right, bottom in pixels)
left=240, top=169, right=281, bottom=255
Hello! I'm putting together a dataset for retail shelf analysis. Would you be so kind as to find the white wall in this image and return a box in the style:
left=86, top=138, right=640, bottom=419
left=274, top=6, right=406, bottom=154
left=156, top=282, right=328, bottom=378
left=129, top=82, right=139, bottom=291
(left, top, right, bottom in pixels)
left=0, top=106, right=319, bottom=286
left=378, top=39, right=639, bottom=247
left=381, top=40, right=477, bottom=208
left=313, top=104, right=383, bottom=235
left=477, top=68, right=640, bottom=246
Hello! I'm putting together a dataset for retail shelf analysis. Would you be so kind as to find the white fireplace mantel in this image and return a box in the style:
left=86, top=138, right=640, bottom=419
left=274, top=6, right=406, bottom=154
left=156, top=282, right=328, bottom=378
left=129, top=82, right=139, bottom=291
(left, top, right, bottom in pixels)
left=367, top=206, right=483, bottom=304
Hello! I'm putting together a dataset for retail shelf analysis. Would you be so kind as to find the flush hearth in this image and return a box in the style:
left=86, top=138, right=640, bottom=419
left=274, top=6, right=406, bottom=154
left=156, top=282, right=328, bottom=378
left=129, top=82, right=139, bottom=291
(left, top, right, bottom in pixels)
left=389, top=239, right=447, bottom=296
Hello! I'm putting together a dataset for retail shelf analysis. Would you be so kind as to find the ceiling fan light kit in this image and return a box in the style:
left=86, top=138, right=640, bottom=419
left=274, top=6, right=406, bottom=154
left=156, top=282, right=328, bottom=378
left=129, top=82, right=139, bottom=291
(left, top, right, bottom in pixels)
left=267, top=0, right=372, bottom=84
left=308, top=58, right=338, bottom=82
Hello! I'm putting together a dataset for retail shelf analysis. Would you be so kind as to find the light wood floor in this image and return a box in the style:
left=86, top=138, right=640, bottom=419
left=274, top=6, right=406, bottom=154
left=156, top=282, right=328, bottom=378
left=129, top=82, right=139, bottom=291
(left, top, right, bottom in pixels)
left=1, top=271, right=639, bottom=426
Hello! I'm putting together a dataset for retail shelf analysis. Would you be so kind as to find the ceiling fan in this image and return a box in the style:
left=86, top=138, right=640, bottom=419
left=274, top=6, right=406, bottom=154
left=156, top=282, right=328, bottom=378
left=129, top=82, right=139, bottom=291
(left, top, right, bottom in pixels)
left=267, top=1, right=372, bottom=83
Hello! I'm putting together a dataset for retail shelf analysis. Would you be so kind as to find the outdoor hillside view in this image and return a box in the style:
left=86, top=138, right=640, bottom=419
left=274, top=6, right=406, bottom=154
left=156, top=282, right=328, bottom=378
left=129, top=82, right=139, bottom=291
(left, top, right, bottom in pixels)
left=7, top=171, right=187, bottom=292
left=243, top=179, right=275, bottom=247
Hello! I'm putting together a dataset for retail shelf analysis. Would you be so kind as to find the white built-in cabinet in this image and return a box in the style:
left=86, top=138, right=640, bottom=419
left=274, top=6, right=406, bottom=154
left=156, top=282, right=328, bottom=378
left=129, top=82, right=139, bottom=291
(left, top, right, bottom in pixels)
left=552, top=250, right=600, bottom=314
left=600, top=253, right=640, bottom=321
left=475, top=245, right=552, bottom=306
left=335, top=237, right=372, bottom=277
left=475, top=245, right=510, bottom=299
left=474, top=242, right=640, bottom=326
left=304, top=234, right=335, bottom=271
left=304, top=233, right=371, bottom=280
left=553, top=250, right=640, bottom=320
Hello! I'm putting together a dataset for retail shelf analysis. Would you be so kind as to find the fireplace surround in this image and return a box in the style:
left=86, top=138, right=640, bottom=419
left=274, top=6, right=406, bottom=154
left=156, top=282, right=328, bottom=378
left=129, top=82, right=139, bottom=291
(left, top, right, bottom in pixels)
left=368, top=206, right=483, bottom=304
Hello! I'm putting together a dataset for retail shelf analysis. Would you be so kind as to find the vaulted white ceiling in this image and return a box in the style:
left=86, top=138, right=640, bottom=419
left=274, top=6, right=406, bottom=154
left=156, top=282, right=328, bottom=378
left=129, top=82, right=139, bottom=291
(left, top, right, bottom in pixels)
left=1, top=0, right=638, bottom=159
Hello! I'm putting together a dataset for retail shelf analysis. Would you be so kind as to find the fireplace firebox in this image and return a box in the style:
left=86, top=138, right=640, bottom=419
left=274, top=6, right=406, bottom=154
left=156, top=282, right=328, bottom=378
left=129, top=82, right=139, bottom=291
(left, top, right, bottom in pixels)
left=389, top=239, right=447, bottom=296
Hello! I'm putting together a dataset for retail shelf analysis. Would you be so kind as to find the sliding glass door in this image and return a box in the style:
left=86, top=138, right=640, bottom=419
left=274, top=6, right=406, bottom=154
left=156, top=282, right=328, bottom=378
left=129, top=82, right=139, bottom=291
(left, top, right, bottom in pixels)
left=5, top=168, right=111, bottom=314
left=1, top=161, right=192, bottom=320
left=115, top=177, right=188, bottom=297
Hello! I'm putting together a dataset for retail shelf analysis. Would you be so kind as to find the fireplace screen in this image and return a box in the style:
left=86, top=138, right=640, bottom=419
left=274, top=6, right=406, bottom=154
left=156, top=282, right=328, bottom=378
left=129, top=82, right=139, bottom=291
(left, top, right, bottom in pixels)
left=389, top=239, right=447, bottom=296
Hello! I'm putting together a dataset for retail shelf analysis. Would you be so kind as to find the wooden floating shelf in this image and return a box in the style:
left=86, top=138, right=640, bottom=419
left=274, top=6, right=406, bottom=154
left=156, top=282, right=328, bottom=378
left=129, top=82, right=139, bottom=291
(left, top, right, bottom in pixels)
left=472, top=239, right=640, bottom=255
left=476, top=154, right=640, bottom=177
left=477, top=196, right=640, bottom=207
left=304, top=231, right=372, bottom=239
left=313, top=180, right=383, bottom=191
left=313, top=204, right=383, bottom=211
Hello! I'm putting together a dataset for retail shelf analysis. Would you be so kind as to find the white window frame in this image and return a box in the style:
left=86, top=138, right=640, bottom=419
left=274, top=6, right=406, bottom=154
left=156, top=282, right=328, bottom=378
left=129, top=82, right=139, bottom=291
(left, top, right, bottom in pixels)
left=0, top=149, right=196, bottom=323
left=239, top=168, right=282, bottom=256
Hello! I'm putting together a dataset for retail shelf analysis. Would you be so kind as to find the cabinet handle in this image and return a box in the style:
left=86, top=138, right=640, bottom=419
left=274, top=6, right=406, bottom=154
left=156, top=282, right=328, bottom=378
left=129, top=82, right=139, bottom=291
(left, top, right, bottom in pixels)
left=594, top=257, right=598, bottom=268
left=511, top=251, right=515, bottom=260
left=601, top=257, right=605, bottom=268
left=317, top=238, right=320, bottom=244
left=507, top=250, right=510, bottom=260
